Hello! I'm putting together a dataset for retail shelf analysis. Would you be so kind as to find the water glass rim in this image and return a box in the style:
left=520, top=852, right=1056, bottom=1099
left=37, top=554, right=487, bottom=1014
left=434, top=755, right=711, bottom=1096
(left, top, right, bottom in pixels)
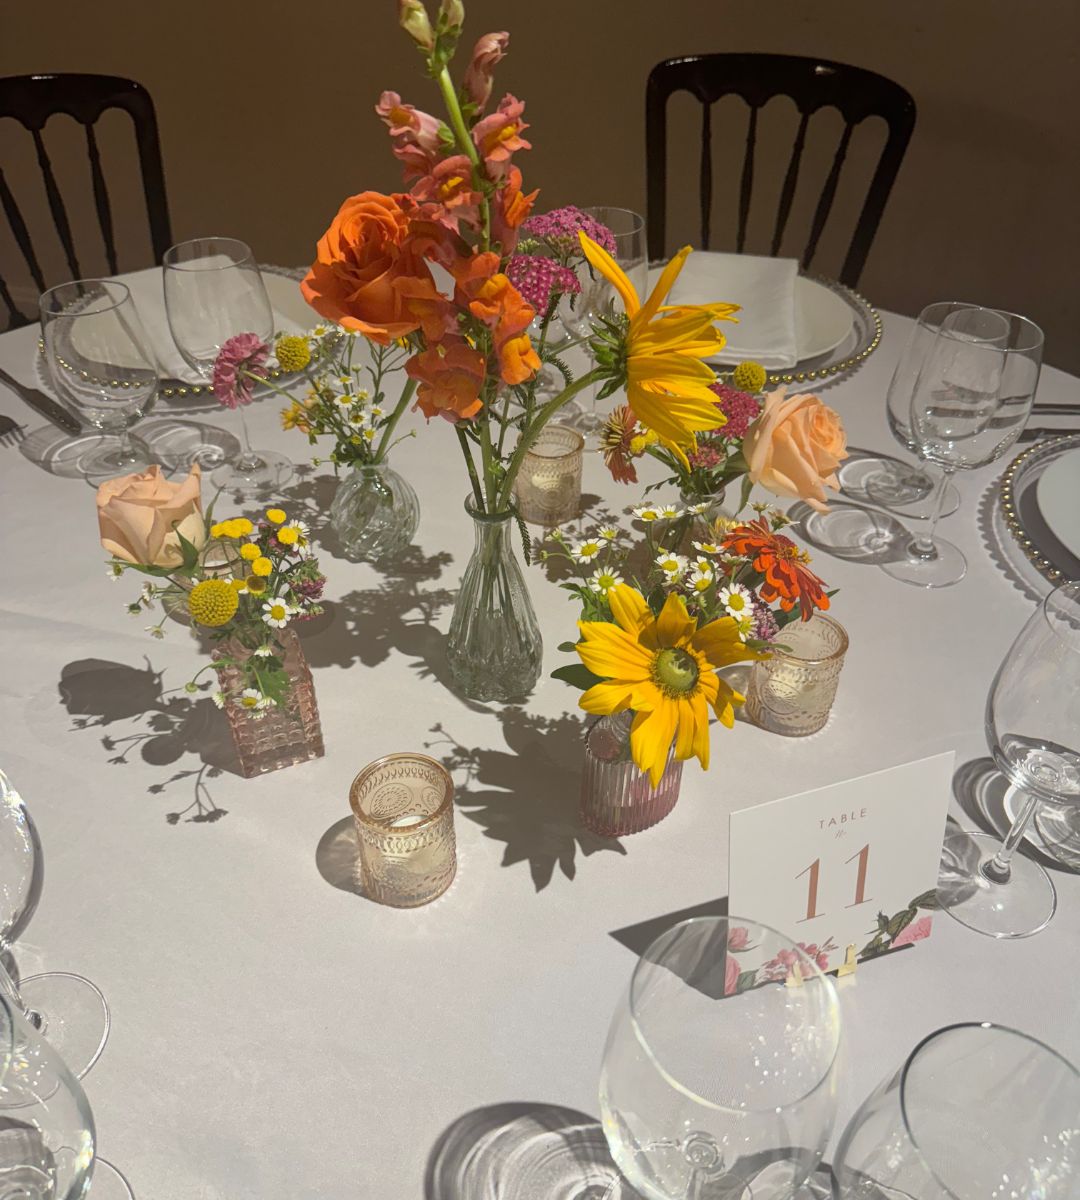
left=162, top=236, right=257, bottom=271
left=522, top=423, right=586, bottom=461
left=920, top=302, right=1043, bottom=354
left=769, top=613, right=849, bottom=665
left=349, top=752, right=454, bottom=832
left=580, top=205, right=645, bottom=236
left=39, top=277, right=133, bottom=318
left=898, top=1021, right=1080, bottom=1200
left=627, top=913, right=841, bottom=1115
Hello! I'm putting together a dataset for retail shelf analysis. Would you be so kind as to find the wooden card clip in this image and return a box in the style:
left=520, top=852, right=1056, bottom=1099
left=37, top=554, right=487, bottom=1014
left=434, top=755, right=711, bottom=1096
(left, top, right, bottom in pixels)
left=837, top=943, right=858, bottom=978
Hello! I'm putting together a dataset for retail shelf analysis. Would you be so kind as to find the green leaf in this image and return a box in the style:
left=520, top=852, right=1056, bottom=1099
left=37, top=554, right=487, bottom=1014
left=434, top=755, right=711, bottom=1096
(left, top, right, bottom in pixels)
left=174, top=525, right=202, bottom=572
left=556, top=640, right=579, bottom=653
left=550, top=663, right=602, bottom=691
left=737, top=473, right=755, bottom=515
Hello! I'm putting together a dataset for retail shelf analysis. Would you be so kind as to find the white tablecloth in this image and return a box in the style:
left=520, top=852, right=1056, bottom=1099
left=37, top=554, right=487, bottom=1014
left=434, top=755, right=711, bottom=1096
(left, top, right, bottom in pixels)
left=2, top=306, right=1080, bottom=1198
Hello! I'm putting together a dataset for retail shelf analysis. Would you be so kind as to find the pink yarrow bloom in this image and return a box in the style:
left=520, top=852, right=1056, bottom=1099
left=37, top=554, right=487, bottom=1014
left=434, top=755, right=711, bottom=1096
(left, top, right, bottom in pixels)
left=522, top=206, right=618, bottom=258
left=710, top=382, right=763, bottom=440
left=472, top=94, right=530, bottom=176
left=506, top=254, right=580, bottom=313
left=463, top=32, right=509, bottom=115
left=212, top=333, right=269, bottom=410
left=375, top=91, right=448, bottom=181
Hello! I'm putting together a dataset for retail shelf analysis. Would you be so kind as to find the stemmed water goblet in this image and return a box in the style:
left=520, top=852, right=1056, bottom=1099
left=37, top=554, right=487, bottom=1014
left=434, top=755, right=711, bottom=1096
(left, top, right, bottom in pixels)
left=597, top=916, right=841, bottom=1199
left=163, top=236, right=294, bottom=493
left=938, top=580, right=1080, bottom=937
left=833, top=1023, right=1080, bottom=1198
left=880, top=307, right=1043, bottom=588
left=39, top=280, right=158, bottom=481
left=0, top=768, right=109, bottom=1079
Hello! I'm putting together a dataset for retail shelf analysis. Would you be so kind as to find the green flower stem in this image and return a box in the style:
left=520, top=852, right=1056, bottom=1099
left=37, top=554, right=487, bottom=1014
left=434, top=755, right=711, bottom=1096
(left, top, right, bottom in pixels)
left=495, top=367, right=605, bottom=511
left=373, top=377, right=417, bottom=463
left=436, top=66, right=490, bottom=251
left=456, top=425, right=485, bottom=509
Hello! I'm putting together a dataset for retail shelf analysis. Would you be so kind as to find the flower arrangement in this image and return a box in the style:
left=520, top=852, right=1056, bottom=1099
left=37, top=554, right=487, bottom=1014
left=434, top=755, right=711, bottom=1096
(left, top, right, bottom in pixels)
left=601, top=374, right=850, bottom=515
left=98, top=465, right=326, bottom=714
left=546, top=501, right=832, bottom=784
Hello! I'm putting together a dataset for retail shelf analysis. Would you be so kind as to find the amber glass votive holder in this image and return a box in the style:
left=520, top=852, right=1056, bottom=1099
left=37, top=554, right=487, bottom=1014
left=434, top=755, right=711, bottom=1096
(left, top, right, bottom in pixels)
left=514, top=423, right=584, bottom=526
left=746, top=614, right=849, bottom=736
left=349, top=753, right=456, bottom=907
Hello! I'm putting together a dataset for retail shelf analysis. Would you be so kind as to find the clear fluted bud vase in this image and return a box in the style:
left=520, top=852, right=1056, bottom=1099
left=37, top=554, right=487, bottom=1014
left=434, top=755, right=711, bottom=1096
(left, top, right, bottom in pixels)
left=580, top=711, right=683, bottom=836
left=212, top=628, right=325, bottom=777
left=329, top=462, right=419, bottom=563
left=446, top=498, right=543, bottom=702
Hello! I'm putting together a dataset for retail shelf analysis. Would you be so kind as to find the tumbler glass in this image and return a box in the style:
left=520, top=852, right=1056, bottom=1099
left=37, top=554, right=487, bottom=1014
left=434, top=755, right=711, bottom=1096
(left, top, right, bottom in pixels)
left=350, top=753, right=456, bottom=907
left=746, top=614, right=848, bottom=736
left=513, top=424, right=584, bottom=526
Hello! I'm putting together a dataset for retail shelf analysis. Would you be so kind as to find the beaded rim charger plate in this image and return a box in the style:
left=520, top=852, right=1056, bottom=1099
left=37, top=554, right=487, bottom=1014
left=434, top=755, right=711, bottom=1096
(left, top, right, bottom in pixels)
left=997, top=433, right=1080, bottom=591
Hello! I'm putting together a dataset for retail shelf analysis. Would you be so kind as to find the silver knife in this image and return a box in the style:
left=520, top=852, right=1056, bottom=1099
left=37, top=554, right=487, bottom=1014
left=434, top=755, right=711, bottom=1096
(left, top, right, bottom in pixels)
left=0, top=365, right=82, bottom=436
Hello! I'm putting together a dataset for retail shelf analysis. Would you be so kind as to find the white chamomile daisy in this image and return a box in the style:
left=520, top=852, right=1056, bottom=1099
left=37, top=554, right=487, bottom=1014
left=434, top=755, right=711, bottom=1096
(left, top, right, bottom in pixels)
left=685, top=500, right=712, bottom=515
left=632, top=504, right=662, bottom=522
left=254, top=644, right=273, bottom=658
left=368, top=403, right=385, bottom=421
left=211, top=691, right=226, bottom=709
left=261, top=599, right=294, bottom=629
left=362, top=428, right=377, bottom=443
left=693, top=540, right=722, bottom=555
left=239, top=688, right=276, bottom=711
left=571, top=537, right=604, bottom=563
left=734, top=615, right=754, bottom=642
left=688, top=568, right=714, bottom=594
left=106, top=564, right=123, bottom=582
left=355, top=387, right=371, bottom=402
left=718, top=583, right=753, bottom=619
left=654, top=551, right=688, bottom=580
left=588, top=567, right=624, bottom=595
left=334, top=393, right=354, bottom=408
left=657, top=503, right=684, bottom=519
left=597, top=526, right=620, bottom=542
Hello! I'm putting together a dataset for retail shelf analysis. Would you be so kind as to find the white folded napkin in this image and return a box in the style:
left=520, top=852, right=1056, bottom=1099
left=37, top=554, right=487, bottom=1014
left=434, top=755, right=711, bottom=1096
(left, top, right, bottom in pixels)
left=106, top=265, right=312, bottom=383
left=667, top=250, right=799, bottom=370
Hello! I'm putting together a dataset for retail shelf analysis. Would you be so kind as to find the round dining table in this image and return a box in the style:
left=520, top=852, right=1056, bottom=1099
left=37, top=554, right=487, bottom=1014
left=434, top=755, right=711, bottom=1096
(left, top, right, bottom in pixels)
left=2, top=290, right=1079, bottom=1198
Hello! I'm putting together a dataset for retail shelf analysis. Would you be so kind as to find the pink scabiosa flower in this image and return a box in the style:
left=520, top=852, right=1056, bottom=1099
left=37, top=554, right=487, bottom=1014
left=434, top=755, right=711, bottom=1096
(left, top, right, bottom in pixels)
left=375, top=91, right=448, bottom=181
left=506, top=254, right=580, bottom=313
left=463, top=32, right=509, bottom=115
left=472, top=94, right=531, bottom=176
left=710, top=382, right=763, bottom=441
left=212, top=333, right=269, bottom=410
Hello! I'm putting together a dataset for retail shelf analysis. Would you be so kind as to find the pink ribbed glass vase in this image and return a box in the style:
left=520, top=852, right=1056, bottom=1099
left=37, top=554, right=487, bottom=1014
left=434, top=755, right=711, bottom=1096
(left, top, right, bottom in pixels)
left=580, top=711, right=683, bottom=837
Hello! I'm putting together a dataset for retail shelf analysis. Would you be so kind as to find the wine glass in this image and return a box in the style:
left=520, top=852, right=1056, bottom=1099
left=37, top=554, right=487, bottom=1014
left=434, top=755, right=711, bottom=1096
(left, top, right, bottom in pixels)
left=39, top=280, right=158, bottom=479
left=880, top=307, right=1043, bottom=588
left=560, top=207, right=647, bottom=432
left=0, top=768, right=110, bottom=1078
left=833, top=1023, right=1080, bottom=1198
left=938, top=580, right=1080, bottom=937
left=163, top=236, right=293, bottom=493
left=598, top=916, right=840, bottom=1200
left=0, top=989, right=95, bottom=1199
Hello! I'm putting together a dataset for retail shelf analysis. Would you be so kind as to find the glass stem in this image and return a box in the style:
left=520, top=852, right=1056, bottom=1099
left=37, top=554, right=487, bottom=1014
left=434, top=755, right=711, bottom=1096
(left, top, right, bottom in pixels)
left=910, top=466, right=954, bottom=557
left=116, top=425, right=136, bottom=465
left=982, top=788, right=1039, bottom=884
left=235, top=406, right=263, bottom=472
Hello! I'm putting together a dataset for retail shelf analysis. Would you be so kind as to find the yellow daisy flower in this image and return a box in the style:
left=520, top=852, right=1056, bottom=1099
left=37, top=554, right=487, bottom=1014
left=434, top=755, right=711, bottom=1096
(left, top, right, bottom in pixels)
left=240, top=543, right=261, bottom=561
left=266, top=508, right=287, bottom=525
left=251, top=556, right=273, bottom=577
left=578, top=232, right=740, bottom=467
left=575, top=584, right=766, bottom=786
left=276, top=526, right=299, bottom=546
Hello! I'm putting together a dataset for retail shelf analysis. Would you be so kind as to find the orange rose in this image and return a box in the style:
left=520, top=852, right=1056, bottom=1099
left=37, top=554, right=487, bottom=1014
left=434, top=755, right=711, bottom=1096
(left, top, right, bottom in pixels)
left=743, top=388, right=848, bottom=513
left=300, top=191, right=437, bottom=344
left=97, top=464, right=206, bottom=567
left=407, top=339, right=486, bottom=422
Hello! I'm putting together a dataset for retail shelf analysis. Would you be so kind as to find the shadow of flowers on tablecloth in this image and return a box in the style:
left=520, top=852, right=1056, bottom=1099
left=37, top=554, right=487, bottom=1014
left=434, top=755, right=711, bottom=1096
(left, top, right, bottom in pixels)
left=57, top=657, right=237, bottom=824
left=426, top=707, right=625, bottom=891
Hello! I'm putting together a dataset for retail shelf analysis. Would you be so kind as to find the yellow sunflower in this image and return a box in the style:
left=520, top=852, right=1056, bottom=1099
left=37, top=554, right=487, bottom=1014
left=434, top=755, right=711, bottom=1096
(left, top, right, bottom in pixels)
left=578, top=232, right=740, bottom=467
left=576, top=584, right=766, bottom=786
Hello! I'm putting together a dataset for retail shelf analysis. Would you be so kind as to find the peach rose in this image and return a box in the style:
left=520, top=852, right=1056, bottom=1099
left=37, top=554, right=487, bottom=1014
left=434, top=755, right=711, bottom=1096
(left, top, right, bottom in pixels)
left=97, top=464, right=206, bottom=567
left=300, top=191, right=441, bottom=344
left=743, top=388, right=847, bottom=513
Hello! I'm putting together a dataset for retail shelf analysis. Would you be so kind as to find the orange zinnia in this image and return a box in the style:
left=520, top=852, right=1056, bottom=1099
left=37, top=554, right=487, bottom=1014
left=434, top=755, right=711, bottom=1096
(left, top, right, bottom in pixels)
left=722, top=519, right=829, bottom=620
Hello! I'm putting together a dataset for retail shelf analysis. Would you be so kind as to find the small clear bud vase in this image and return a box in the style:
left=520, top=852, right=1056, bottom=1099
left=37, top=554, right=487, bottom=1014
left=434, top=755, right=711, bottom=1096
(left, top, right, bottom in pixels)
left=579, top=710, right=683, bottom=836
left=329, top=461, right=419, bottom=563
left=446, top=497, right=543, bottom=702
left=212, top=628, right=325, bottom=777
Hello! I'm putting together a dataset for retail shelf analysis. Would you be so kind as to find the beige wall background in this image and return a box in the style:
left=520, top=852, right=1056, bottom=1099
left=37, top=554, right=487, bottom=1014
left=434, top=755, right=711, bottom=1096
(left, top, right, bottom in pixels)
left=3, top=0, right=1079, bottom=369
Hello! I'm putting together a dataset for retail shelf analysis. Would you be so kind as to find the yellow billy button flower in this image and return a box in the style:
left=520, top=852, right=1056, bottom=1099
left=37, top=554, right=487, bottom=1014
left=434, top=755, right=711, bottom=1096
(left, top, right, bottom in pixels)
left=731, top=359, right=767, bottom=394
left=240, top=543, right=261, bottom=562
left=578, top=231, right=740, bottom=469
left=187, top=579, right=239, bottom=627
left=251, top=556, right=274, bottom=577
left=575, top=584, right=767, bottom=786
left=265, top=508, right=287, bottom=525
left=275, top=334, right=312, bottom=373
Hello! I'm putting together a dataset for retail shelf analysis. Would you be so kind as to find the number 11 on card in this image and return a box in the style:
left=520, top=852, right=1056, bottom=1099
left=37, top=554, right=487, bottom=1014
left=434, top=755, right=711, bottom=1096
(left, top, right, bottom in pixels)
left=795, top=844, right=872, bottom=922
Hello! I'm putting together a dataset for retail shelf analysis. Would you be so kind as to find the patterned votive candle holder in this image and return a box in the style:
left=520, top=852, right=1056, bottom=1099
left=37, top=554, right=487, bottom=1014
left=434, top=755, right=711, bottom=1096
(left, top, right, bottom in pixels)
left=514, top=424, right=584, bottom=526
left=349, top=753, right=456, bottom=907
left=746, top=614, right=849, bottom=736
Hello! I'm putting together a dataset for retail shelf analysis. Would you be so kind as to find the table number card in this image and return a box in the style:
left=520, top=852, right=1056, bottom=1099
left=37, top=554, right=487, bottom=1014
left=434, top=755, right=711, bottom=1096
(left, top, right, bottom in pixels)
left=728, top=752, right=954, bottom=974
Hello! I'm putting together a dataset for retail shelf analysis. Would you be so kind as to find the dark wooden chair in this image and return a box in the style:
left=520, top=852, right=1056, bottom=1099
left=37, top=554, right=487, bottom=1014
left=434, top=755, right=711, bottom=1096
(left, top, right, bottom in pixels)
left=0, top=73, right=172, bottom=330
left=646, top=54, right=915, bottom=287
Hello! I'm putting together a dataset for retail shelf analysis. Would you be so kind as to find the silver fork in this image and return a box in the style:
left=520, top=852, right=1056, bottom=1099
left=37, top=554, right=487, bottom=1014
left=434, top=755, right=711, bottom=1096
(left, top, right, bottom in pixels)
left=0, top=414, right=26, bottom=447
